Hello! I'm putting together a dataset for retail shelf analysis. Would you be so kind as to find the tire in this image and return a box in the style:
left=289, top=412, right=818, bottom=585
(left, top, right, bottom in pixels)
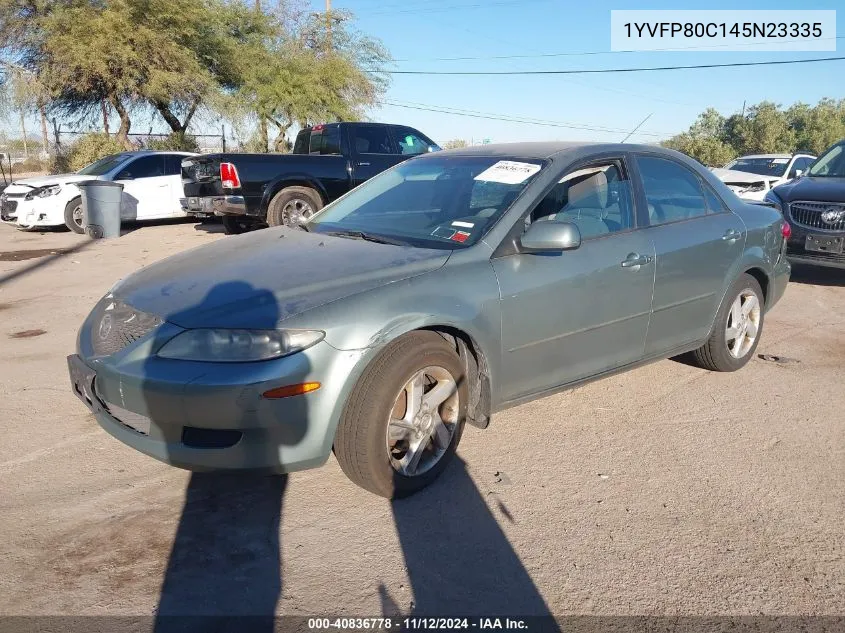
left=221, top=215, right=258, bottom=235
left=266, top=187, right=322, bottom=227
left=64, top=197, right=84, bottom=233
left=690, top=273, right=765, bottom=372
left=334, top=331, right=467, bottom=499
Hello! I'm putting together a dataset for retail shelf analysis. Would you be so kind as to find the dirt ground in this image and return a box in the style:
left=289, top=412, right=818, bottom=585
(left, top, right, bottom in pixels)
left=0, top=219, right=843, bottom=622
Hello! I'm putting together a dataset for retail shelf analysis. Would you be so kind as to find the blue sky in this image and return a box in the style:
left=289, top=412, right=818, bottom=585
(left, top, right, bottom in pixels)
left=320, top=0, right=843, bottom=145
left=4, top=0, right=841, bottom=146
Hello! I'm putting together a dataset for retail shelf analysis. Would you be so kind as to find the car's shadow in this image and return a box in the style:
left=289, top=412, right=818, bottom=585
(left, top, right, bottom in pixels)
left=193, top=218, right=226, bottom=234
left=788, top=263, right=845, bottom=287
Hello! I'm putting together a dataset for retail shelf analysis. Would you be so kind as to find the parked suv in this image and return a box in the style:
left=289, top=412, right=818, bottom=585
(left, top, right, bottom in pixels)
left=765, top=140, right=845, bottom=269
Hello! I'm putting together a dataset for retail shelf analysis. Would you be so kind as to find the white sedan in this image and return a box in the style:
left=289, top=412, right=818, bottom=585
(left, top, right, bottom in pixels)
left=0, top=151, right=196, bottom=233
left=710, top=153, right=816, bottom=201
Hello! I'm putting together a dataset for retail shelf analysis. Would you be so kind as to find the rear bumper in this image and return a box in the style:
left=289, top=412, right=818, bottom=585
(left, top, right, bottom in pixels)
left=768, top=254, right=791, bottom=309
left=183, top=195, right=248, bottom=217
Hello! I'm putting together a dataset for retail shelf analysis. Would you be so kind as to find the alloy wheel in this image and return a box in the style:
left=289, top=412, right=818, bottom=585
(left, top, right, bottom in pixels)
left=725, top=289, right=761, bottom=359
left=281, top=198, right=314, bottom=226
left=386, top=366, right=460, bottom=477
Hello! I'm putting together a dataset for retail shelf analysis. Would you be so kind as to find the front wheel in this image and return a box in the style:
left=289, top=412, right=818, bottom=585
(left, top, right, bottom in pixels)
left=690, top=273, right=764, bottom=372
left=334, top=331, right=467, bottom=498
left=64, top=197, right=84, bottom=233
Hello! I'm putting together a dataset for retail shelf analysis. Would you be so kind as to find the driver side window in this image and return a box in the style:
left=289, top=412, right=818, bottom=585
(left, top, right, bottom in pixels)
left=529, top=161, right=634, bottom=240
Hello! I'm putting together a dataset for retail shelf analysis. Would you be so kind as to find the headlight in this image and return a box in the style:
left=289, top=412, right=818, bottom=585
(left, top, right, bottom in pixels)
left=25, top=184, right=61, bottom=200
left=763, top=189, right=783, bottom=211
left=157, top=329, right=325, bottom=362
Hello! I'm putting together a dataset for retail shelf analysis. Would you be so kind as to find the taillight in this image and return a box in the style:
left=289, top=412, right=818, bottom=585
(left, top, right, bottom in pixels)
left=781, top=222, right=792, bottom=239
left=220, top=162, right=241, bottom=189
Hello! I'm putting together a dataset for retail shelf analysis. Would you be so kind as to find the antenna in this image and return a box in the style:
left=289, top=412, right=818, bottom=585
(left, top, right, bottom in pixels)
left=621, top=113, right=653, bottom=144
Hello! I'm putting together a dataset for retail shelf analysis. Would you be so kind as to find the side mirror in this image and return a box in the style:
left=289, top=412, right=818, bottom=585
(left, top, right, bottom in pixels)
left=794, top=169, right=804, bottom=178
left=520, top=221, right=581, bottom=252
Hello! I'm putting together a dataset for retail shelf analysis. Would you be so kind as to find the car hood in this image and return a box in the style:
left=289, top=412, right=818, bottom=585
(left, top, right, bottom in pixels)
left=772, top=176, right=845, bottom=203
left=113, top=227, right=451, bottom=329
left=4, top=174, right=100, bottom=193
left=711, top=168, right=780, bottom=185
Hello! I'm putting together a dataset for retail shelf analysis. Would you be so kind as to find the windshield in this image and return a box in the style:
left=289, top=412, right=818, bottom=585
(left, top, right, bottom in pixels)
left=308, top=156, right=545, bottom=249
left=807, top=143, right=845, bottom=177
left=77, top=153, right=133, bottom=176
left=724, top=157, right=789, bottom=178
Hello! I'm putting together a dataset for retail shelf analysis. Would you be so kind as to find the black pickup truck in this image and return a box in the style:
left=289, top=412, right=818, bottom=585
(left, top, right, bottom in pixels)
left=181, top=122, right=440, bottom=234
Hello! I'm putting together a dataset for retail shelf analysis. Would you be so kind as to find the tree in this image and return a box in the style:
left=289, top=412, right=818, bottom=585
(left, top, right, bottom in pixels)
left=662, top=98, right=845, bottom=164
left=442, top=139, right=469, bottom=149
left=225, top=5, right=391, bottom=152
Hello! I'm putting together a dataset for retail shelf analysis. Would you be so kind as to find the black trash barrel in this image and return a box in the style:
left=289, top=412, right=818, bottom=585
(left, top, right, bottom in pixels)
left=77, top=180, right=124, bottom=239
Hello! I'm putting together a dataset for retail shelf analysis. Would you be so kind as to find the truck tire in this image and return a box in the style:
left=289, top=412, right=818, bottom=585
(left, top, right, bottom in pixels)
left=690, top=273, right=764, bottom=372
left=222, top=215, right=259, bottom=235
left=64, top=197, right=84, bottom=234
left=334, top=331, right=467, bottom=499
left=266, top=187, right=322, bottom=227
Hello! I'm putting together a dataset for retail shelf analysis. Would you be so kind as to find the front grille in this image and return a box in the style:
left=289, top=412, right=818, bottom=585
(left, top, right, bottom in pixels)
left=0, top=199, right=18, bottom=220
left=90, top=298, right=162, bottom=357
left=788, top=201, right=845, bottom=232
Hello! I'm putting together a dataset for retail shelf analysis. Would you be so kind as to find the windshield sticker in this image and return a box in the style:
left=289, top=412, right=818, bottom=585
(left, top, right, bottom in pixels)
left=432, top=226, right=457, bottom=240
left=771, top=158, right=789, bottom=164
left=474, top=161, right=541, bottom=184
left=451, top=220, right=474, bottom=228
left=451, top=231, right=471, bottom=243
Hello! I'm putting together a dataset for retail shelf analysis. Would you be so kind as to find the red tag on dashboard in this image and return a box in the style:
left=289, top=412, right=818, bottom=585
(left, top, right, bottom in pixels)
left=451, top=231, right=470, bottom=243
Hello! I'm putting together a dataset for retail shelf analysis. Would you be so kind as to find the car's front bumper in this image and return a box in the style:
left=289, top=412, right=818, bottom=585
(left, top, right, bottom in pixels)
left=785, top=221, right=845, bottom=270
left=68, top=339, right=370, bottom=473
left=1, top=197, right=64, bottom=228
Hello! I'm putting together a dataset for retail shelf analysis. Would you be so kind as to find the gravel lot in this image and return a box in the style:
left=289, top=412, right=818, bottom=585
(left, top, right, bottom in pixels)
left=0, top=220, right=843, bottom=621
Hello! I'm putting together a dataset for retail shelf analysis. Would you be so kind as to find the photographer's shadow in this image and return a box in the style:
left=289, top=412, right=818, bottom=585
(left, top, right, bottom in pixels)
left=147, top=281, right=303, bottom=633
left=387, top=457, right=559, bottom=626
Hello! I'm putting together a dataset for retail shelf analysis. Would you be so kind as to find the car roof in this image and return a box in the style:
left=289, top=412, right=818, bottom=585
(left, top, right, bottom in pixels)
left=734, top=154, right=793, bottom=160
left=427, top=141, right=670, bottom=161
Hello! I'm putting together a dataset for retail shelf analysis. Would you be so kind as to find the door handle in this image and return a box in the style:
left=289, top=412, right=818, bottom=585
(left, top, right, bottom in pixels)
left=722, top=229, right=742, bottom=241
left=358, top=161, right=371, bottom=166
left=620, top=253, right=653, bottom=268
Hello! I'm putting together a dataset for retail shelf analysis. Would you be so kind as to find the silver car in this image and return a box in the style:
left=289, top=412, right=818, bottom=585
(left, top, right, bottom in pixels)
left=68, top=143, right=791, bottom=498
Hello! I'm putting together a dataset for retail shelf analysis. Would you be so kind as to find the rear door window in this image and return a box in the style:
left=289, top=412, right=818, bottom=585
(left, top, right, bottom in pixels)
left=293, top=130, right=309, bottom=154
left=116, top=155, right=165, bottom=180
left=636, top=155, right=709, bottom=225
left=321, top=125, right=342, bottom=155
left=163, top=154, right=184, bottom=176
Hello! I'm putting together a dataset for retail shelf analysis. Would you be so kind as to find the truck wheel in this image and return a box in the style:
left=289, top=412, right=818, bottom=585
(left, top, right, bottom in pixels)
left=222, top=215, right=259, bottom=235
left=690, top=273, right=764, bottom=372
left=267, top=187, right=322, bottom=227
left=334, top=331, right=467, bottom=499
left=64, top=197, right=84, bottom=234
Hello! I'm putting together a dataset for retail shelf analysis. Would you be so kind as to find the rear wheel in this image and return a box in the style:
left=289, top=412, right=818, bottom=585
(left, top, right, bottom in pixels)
left=690, top=273, right=764, bottom=372
left=64, top=197, right=84, bottom=233
left=334, top=331, right=466, bottom=498
left=222, top=215, right=259, bottom=235
left=266, top=187, right=322, bottom=227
